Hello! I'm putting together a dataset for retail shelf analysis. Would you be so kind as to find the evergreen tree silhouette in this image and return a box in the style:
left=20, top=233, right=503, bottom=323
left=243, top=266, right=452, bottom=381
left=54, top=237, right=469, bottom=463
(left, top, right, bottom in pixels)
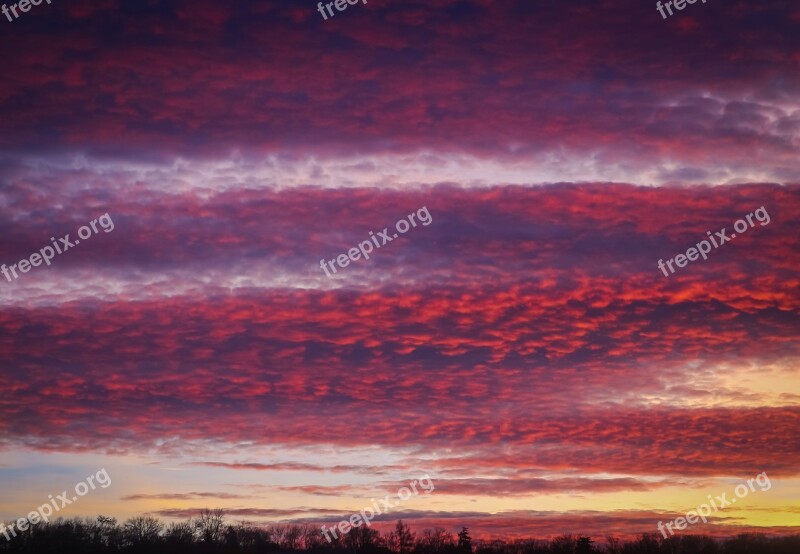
left=457, top=528, right=471, bottom=554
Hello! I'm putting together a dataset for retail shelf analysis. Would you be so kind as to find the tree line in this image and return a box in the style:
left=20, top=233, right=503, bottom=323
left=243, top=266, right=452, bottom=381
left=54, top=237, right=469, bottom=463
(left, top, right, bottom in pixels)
left=0, top=510, right=798, bottom=553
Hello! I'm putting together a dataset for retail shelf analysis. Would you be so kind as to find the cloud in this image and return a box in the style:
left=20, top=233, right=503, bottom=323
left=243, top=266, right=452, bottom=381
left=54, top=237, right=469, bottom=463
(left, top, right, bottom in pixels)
left=0, top=182, right=797, bottom=482
left=192, top=462, right=403, bottom=475
left=146, top=507, right=347, bottom=519
left=0, top=1, right=798, bottom=181
left=121, top=492, right=251, bottom=501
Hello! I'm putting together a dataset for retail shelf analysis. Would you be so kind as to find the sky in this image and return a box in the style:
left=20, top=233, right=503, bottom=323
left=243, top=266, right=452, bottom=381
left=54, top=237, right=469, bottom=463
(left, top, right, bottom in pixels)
left=0, top=0, right=799, bottom=542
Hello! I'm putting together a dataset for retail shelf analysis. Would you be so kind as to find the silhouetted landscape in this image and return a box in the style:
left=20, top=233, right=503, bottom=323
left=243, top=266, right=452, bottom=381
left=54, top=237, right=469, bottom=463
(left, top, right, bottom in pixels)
left=1, top=513, right=798, bottom=554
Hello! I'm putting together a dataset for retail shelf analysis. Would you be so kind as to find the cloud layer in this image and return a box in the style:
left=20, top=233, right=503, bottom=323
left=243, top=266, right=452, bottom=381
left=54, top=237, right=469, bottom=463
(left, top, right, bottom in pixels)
left=1, top=0, right=798, bottom=541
